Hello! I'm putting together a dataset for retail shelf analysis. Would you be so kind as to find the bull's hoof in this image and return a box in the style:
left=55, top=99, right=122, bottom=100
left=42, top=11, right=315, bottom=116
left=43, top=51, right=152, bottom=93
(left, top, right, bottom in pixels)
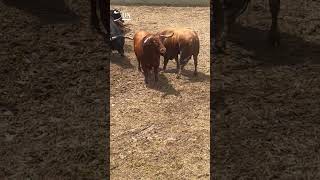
left=213, top=45, right=226, bottom=54
left=118, top=49, right=125, bottom=57
left=153, top=82, right=160, bottom=89
left=90, top=24, right=100, bottom=32
left=214, top=39, right=227, bottom=53
left=193, top=72, right=198, bottom=76
left=268, top=30, right=280, bottom=47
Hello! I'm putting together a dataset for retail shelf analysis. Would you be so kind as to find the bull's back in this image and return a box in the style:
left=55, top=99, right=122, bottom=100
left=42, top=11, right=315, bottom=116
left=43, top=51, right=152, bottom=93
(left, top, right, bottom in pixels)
left=161, top=28, right=200, bottom=57
left=176, top=29, right=200, bottom=56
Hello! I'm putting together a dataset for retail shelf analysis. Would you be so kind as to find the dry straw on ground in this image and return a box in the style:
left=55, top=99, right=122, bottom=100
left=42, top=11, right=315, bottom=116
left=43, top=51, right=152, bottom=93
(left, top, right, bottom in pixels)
left=212, top=0, right=320, bottom=178
left=1, top=0, right=108, bottom=178
left=110, top=5, right=210, bottom=179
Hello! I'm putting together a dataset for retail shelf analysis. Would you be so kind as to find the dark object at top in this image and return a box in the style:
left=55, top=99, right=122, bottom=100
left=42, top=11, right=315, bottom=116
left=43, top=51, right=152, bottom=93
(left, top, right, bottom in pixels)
left=110, top=9, right=124, bottom=23
left=1, top=0, right=79, bottom=24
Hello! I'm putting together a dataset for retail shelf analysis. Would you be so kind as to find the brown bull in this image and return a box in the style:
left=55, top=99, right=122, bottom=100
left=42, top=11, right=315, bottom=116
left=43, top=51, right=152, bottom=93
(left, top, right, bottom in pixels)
left=159, top=28, right=200, bottom=78
left=133, top=31, right=174, bottom=84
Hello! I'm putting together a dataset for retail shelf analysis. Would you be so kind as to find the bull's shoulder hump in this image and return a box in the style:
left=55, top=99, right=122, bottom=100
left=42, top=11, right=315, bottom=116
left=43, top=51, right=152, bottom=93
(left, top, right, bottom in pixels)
left=134, top=31, right=150, bottom=38
left=134, top=30, right=150, bottom=35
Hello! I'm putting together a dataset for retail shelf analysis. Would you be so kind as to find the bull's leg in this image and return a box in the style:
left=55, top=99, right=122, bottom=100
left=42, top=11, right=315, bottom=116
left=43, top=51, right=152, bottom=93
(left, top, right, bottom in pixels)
left=137, top=58, right=142, bottom=72
left=154, top=67, right=159, bottom=82
left=179, top=51, right=192, bottom=78
left=90, top=0, right=100, bottom=32
left=138, top=62, right=142, bottom=72
left=193, top=55, right=198, bottom=76
left=175, top=56, right=181, bottom=79
left=220, top=9, right=231, bottom=51
left=163, top=58, right=169, bottom=71
left=269, top=0, right=280, bottom=46
left=118, top=49, right=125, bottom=57
left=143, top=69, right=149, bottom=84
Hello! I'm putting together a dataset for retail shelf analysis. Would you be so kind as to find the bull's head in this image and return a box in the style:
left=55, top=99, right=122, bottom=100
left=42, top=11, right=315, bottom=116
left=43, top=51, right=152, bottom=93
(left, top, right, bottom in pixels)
left=143, top=33, right=174, bottom=55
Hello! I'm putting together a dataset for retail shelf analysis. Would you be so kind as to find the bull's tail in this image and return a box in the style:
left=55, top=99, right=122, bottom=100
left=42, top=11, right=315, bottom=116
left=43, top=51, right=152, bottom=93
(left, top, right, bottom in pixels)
left=192, top=32, right=200, bottom=56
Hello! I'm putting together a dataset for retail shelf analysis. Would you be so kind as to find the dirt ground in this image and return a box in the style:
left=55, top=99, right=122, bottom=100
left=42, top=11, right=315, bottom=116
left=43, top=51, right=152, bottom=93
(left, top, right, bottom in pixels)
left=212, top=0, right=320, bottom=179
left=110, top=5, right=210, bottom=179
left=1, top=0, right=108, bottom=178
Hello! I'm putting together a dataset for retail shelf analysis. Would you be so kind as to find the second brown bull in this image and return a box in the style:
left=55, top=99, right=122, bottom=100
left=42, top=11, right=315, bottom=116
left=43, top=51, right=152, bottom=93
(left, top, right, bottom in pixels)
left=159, top=28, right=200, bottom=78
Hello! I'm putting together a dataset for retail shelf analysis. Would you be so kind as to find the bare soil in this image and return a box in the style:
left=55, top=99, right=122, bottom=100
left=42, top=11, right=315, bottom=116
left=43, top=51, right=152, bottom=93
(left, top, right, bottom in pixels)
left=1, top=1, right=108, bottom=178
left=212, top=0, right=320, bottom=179
left=110, top=5, right=210, bottom=179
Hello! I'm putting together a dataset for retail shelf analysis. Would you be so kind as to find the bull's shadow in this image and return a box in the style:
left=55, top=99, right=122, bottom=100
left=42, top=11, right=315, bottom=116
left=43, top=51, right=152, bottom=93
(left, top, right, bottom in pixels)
left=163, top=68, right=210, bottom=83
left=228, top=23, right=320, bottom=65
left=146, top=73, right=181, bottom=97
left=110, top=44, right=135, bottom=69
left=1, top=0, right=79, bottom=24
left=110, top=53, right=134, bottom=69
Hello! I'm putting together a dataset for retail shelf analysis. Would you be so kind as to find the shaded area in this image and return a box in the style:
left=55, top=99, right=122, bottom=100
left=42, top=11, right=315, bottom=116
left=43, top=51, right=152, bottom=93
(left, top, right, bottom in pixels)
left=1, top=0, right=79, bottom=24
left=110, top=5, right=210, bottom=179
left=229, top=23, right=320, bottom=65
left=0, top=0, right=108, bottom=178
left=163, top=68, right=210, bottom=82
left=110, top=53, right=135, bottom=69
left=146, top=73, right=181, bottom=97
left=212, top=0, right=320, bottom=178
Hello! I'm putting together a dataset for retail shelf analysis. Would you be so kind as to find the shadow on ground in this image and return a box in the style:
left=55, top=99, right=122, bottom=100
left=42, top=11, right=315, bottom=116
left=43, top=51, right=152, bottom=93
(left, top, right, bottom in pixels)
left=110, top=53, right=135, bottom=69
left=228, top=23, right=320, bottom=65
left=1, top=0, right=79, bottom=24
left=163, top=68, right=210, bottom=82
left=146, top=73, right=181, bottom=97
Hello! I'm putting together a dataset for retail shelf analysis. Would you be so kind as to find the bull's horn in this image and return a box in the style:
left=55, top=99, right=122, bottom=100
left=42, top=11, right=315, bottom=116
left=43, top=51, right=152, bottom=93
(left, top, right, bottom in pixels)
left=110, top=35, right=121, bottom=40
left=113, top=18, right=122, bottom=22
left=143, top=35, right=152, bottom=44
left=160, top=32, right=174, bottom=38
left=124, top=36, right=133, bottom=40
left=110, top=35, right=133, bottom=40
